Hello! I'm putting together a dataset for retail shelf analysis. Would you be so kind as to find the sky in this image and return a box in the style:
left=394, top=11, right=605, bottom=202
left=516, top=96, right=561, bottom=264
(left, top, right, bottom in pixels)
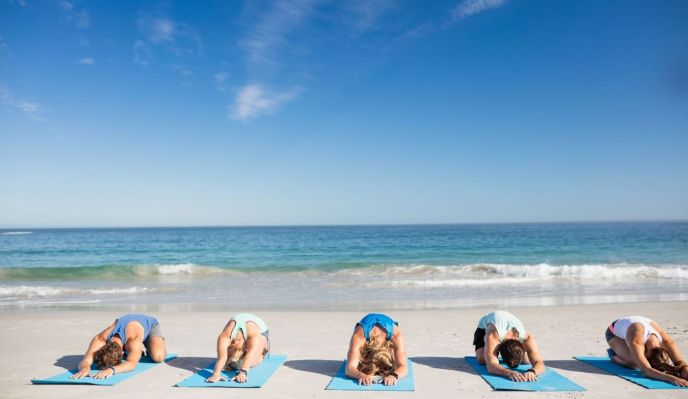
left=1, top=0, right=687, bottom=228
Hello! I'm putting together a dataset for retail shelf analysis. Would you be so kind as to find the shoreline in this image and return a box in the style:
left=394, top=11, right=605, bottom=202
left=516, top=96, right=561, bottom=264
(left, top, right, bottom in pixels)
left=4, top=301, right=687, bottom=398
left=2, top=293, right=688, bottom=312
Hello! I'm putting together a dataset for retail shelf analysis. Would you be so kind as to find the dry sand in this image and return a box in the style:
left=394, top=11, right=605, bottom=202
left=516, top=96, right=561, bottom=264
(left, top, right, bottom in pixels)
left=2, top=301, right=687, bottom=398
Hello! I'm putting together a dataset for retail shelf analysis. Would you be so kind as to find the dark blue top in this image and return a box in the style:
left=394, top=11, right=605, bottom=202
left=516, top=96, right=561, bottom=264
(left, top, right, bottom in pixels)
left=357, top=313, right=397, bottom=341
left=107, top=314, right=158, bottom=345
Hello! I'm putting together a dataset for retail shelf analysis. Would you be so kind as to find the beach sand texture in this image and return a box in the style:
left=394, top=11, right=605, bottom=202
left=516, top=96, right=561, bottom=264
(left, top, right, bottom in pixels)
left=3, top=301, right=687, bottom=398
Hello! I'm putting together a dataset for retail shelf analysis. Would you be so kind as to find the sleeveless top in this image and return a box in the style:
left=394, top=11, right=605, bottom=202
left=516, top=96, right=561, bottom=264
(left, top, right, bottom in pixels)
left=478, top=311, right=527, bottom=343
left=357, top=313, right=397, bottom=341
left=229, top=313, right=269, bottom=340
left=107, top=314, right=158, bottom=345
left=612, top=316, right=663, bottom=343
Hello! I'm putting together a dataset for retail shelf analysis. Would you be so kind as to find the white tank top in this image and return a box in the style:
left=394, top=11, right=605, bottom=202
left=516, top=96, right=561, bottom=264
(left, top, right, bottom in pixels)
left=612, top=316, right=663, bottom=343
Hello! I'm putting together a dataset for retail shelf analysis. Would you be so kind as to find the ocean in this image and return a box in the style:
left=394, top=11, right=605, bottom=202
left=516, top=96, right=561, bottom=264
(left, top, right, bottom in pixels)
left=1, top=222, right=687, bottom=310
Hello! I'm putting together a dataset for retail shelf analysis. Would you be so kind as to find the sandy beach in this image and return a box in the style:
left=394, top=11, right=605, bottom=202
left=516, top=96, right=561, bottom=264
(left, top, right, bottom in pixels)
left=1, top=301, right=686, bottom=399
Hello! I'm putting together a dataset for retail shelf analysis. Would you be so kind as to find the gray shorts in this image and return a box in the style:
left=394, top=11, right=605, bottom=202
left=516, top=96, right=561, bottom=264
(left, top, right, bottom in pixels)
left=145, top=323, right=164, bottom=344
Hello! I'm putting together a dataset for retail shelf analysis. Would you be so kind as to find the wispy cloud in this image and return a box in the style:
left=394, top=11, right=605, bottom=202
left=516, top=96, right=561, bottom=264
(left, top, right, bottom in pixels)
left=0, top=83, right=47, bottom=121
left=214, top=71, right=229, bottom=92
left=451, top=0, right=506, bottom=21
left=77, top=57, right=94, bottom=65
left=58, top=1, right=90, bottom=28
left=240, top=0, right=319, bottom=66
left=134, top=12, right=203, bottom=67
left=230, top=84, right=301, bottom=122
left=344, top=0, right=396, bottom=33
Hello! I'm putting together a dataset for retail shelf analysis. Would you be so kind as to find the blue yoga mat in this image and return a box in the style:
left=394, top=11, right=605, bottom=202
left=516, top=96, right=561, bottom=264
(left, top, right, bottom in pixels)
left=175, top=354, right=287, bottom=388
left=464, top=356, right=585, bottom=391
left=325, top=360, right=414, bottom=391
left=31, top=354, right=177, bottom=386
left=575, top=356, right=688, bottom=390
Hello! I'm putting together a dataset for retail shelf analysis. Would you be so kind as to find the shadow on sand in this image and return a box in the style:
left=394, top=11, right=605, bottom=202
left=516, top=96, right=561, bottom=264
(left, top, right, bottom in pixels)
left=411, top=356, right=477, bottom=375
left=166, top=356, right=216, bottom=373
left=54, top=355, right=82, bottom=370
left=284, top=359, right=342, bottom=377
left=546, top=359, right=612, bottom=376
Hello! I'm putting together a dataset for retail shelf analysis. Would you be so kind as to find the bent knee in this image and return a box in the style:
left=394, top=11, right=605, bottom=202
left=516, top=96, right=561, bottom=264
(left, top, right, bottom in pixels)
left=150, top=352, right=166, bottom=363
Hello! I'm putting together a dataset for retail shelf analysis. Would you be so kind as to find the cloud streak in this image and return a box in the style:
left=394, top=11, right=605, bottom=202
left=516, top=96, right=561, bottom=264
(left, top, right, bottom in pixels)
left=0, top=84, right=46, bottom=121
left=58, top=1, right=91, bottom=28
left=451, top=0, right=506, bottom=21
left=134, top=13, right=203, bottom=67
left=230, top=84, right=301, bottom=122
left=77, top=57, right=94, bottom=65
left=344, top=0, right=396, bottom=33
left=214, top=71, right=229, bottom=92
left=240, top=0, right=319, bottom=66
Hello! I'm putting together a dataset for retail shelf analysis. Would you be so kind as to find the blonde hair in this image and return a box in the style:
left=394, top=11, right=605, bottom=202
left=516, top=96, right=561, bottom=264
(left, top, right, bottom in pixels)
left=223, top=339, right=269, bottom=370
left=224, top=341, right=245, bottom=370
left=648, top=348, right=687, bottom=378
left=357, top=336, right=395, bottom=376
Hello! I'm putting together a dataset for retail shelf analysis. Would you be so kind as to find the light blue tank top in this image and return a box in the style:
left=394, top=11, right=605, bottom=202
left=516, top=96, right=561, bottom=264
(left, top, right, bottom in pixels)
left=357, top=313, right=397, bottom=341
left=229, top=313, right=269, bottom=340
left=107, top=314, right=158, bottom=345
left=478, top=311, right=527, bottom=342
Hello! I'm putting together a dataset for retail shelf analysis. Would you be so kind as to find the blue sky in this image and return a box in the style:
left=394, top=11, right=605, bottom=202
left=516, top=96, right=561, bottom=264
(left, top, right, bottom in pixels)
left=1, top=0, right=687, bottom=227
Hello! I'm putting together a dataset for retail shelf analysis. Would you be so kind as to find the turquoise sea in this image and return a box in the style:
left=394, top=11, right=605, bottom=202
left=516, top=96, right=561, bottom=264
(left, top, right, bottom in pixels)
left=1, top=222, right=687, bottom=309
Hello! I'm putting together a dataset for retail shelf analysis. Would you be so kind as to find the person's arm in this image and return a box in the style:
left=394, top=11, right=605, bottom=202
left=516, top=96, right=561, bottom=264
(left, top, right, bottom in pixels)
left=206, top=321, right=235, bottom=383
left=654, top=322, right=688, bottom=380
left=71, top=323, right=114, bottom=379
left=232, top=332, right=266, bottom=383
left=345, top=327, right=373, bottom=385
left=484, top=328, right=527, bottom=382
left=92, top=338, right=143, bottom=379
left=383, top=326, right=408, bottom=386
left=628, top=327, right=688, bottom=387
left=522, top=334, right=544, bottom=381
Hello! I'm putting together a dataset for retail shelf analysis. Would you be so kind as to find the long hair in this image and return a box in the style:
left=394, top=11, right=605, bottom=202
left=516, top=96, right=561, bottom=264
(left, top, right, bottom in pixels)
left=357, top=335, right=395, bottom=376
left=648, top=348, right=686, bottom=377
left=224, top=340, right=245, bottom=370
left=223, top=338, right=268, bottom=370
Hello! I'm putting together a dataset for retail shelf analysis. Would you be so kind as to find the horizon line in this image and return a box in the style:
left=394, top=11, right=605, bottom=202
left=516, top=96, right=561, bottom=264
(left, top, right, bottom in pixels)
left=1, top=218, right=687, bottom=230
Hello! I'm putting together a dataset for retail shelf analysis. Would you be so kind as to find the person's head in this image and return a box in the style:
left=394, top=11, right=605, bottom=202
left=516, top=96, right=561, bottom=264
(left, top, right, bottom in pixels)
left=224, top=340, right=245, bottom=370
left=94, top=340, right=123, bottom=369
left=647, top=347, right=686, bottom=377
left=357, top=335, right=395, bottom=376
left=498, top=339, right=525, bottom=368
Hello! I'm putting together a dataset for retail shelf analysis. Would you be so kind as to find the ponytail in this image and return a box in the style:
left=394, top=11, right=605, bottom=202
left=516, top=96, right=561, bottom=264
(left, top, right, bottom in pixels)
left=648, top=348, right=684, bottom=378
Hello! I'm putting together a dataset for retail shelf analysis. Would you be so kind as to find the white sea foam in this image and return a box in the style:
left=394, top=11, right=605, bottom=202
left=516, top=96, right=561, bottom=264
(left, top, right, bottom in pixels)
left=340, top=262, right=688, bottom=289
left=0, top=231, right=32, bottom=235
left=133, top=263, right=226, bottom=276
left=337, top=262, right=688, bottom=280
left=0, top=285, right=152, bottom=298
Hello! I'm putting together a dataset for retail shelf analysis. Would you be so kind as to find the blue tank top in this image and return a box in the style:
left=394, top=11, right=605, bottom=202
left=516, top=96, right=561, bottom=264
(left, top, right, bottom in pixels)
left=107, top=314, right=158, bottom=345
left=357, top=313, right=397, bottom=341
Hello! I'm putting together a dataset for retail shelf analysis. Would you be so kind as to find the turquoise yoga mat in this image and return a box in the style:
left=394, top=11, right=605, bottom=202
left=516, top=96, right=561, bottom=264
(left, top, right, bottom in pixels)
left=175, top=354, right=287, bottom=388
left=575, top=356, right=688, bottom=390
left=325, top=360, right=414, bottom=391
left=464, top=356, right=585, bottom=391
left=31, top=354, right=177, bottom=386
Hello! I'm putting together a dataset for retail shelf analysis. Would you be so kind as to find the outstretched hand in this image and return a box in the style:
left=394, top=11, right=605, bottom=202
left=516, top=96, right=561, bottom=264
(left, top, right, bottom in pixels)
left=382, top=374, right=398, bottom=386
left=507, top=370, right=536, bottom=382
left=205, top=373, right=226, bottom=383
left=671, top=376, right=688, bottom=387
left=358, top=374, right=374, bottom=385
left=71, top=368, right=91, bottom=379
left=92, top=368, right=114, bottom=379
left=232, top=372, right=248, bottom=383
